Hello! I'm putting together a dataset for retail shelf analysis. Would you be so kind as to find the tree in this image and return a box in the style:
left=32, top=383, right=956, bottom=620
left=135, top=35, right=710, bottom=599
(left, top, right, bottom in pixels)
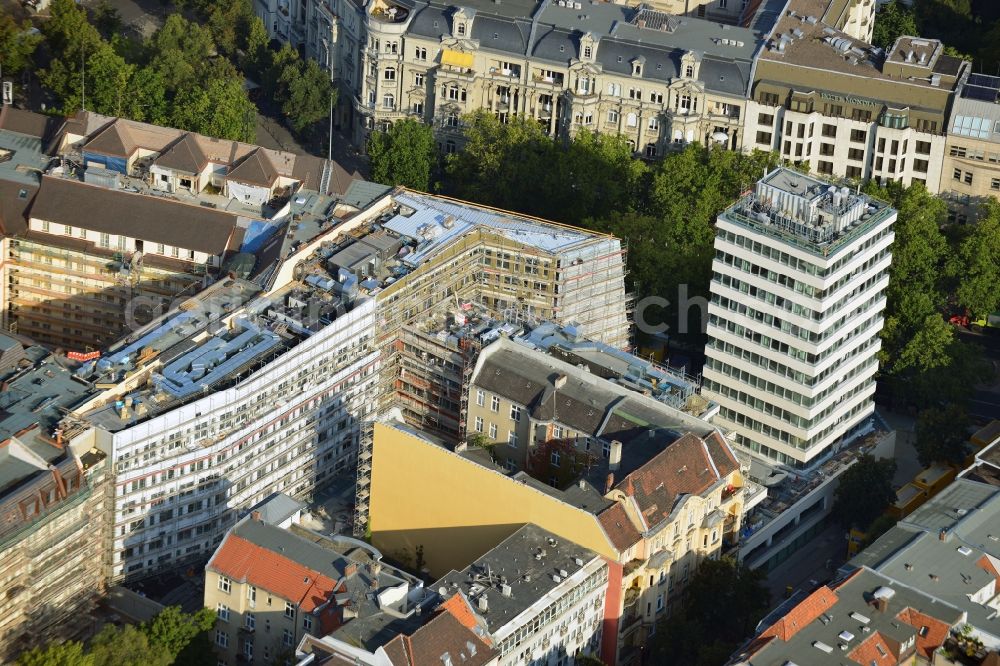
left=832, top=454, right=897, bottom=530
left=205, top=0, right=255, bottom=57
left=243, top=15, right=271, bottom=77
left=953, top=200, right=1000, bottom=319
left=92, top=0, right=124, bottom=40
left=142, top=606, right=216, bottom=660
left=149, top=14, right=217, bottom=93
left=0, top=14, right=42, bottom=77
left=82, top=42, right=136, bottom=118
left=915, top=404, right=970, bottom=466
left=172, top=73, right=256, bottom=142
left=281, top=59, right=336, bottom=134
left=652, top=557, right=769, bottom=666
left=17, top=641, right=94, bottom=666
left=872, top=1, right=919, bottom=48
left=368, top=119, right=436, bottom=191
left=89, top=625, right=171, bottom=666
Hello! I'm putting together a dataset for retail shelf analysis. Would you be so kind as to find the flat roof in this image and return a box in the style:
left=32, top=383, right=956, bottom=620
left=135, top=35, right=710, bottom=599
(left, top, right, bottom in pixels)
left=434, top=524, right=600, bottom=633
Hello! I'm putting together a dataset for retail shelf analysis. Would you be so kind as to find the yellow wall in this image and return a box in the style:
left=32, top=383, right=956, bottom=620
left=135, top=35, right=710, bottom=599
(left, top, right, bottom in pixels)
left=370, top=422, right=618, bottom=577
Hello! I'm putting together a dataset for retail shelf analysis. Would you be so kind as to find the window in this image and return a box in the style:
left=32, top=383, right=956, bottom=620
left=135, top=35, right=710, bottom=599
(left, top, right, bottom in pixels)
left=820, top=143, right=834, bottom=156
left=649, top=91, right=663, bottom=104
left=247, top=585, right=256, bottom=606
left=304, top=615, right=313, bottom=632
left=476, top=389, right=485, bottom=406
left=607, top=110, right=619, bottom=124
left=215, top=630, right=228, bottom=648
left=510, top=405, right=521, bottom=421
left=245, top=612, right=255, bottom=630
left=756, top=131, right=772, bottom=145
left=474, top=416, right=483, bottom=432
left=412, top=101, right=424, bottom=115
left=846, top=165, right=862, bottom=179
left=283, top=629, right=294, bottom=647
left=415, top=47, right=427, bottom=60
left=488, top=423, right=497, bottom=438
left=383, top=93, right=395, bottom=109
left=851, top=108, right=871, bottom=122
left=626, top=112, right=637, bottom=127
left=284, top=602, right=296, bottom=619
left=217, top=604, right=230, bottom=622
left=414, top=72, right=424, bottom=86
left=648, top=117, right=660, bottom=130
left=848, top=147, right=864, bottom=161
left=953, top=168, right=964, bottom=182
left=583, top=46, right=592, bottom=58
left=218, top=576, right=231, bottom=593
left=821, top=123, right=837, bottom=138
left=551, top=451, right=561, bottom=467
left=915, top=140, right=931, bottom=155
left=491, top=396, right=500, bottom=412
left=952, top=115, right=992, bottom=138
left=602, top=442, right=611, bottom=458
left=964, top=171, right=973, bottom=185
left=384, top=67, right=396, bottom=81
left=914, top=158, right=928, bottom=173
left=850, top=129, right=866, bottom=143
left=100, top=232, right=110, bottom=248
left=607, top=82, right=621, bottom=96
left=685, top=65, right=694, bottom=77
left=759, top=92, right=779, bottom=106
left=758, top=112, right=773, bottom=125
left=457, top=23, right=466, bottom=36
left=818, top=160, right=833, bottom=175
left=645, top=143, right=657, bottom=158
left=243, top=642, right=253, bottom=659
left=992, top=178, right=1000, bottom=191
left=508, top=431, right=518, bottom=447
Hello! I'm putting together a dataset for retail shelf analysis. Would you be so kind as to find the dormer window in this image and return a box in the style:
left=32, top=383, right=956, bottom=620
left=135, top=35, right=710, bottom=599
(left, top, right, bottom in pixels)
left=685, top=65, right=694, bottom=77
left=584, top=46, right=592, bottom=58
left=633, top=63, right=642, bottom=76
left=457, top=23, right=466, bottom=36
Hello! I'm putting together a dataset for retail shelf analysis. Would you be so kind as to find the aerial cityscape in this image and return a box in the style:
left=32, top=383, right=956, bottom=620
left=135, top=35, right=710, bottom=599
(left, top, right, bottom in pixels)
left=0, top=0, right=998, bottom=664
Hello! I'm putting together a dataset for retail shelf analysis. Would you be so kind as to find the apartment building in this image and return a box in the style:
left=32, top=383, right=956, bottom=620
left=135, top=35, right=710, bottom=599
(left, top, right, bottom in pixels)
left=435, top=524, right=608, bottom=665
left=940, top=71, right=1000, bottom=222
left=728, top=567, right=964, bottom=665
left=296, top=593, right=497, bottom=666
left=702, top=167, right=896, bottom=468
left=846, top=477, right=1000, bottom=649
left=204, top=498, right=426, bottom=666
left=4, top=111, right=360, bottom=351
left=0, top=333, right=109, bottom=660
left=368, top=414, right=748, bottom=665
left=258, top=0, right=763, bottom=155
left=744, top=0, right=968, bottom=193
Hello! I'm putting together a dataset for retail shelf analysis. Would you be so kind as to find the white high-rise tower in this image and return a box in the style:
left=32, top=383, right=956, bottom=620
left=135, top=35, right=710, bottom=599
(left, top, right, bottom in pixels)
left=702, top=168, right=895, bottom=468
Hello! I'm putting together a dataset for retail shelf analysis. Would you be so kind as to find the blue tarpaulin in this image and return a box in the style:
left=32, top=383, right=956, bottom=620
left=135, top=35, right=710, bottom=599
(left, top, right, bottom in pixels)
left=240, top=220, right=280, bottom=253
left=83, top=152, right=127, bottom=174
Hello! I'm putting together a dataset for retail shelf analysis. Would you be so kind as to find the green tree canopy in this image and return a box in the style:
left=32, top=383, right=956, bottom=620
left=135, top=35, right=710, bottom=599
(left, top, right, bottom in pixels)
left=652, top=557, right=769, bottom=666
left=142, top=606, right=216, bottom=660
left=17, top=641, right=94, bottom=666
left=0, top=14, right=42, bottom=76
left=280, top=58, right=336, bottom=134
left=953, top=200, right=1000, bottom=319
left=915, top=404, right=970, bottom=466
left=149, top=14, right=218, bottom=93
left=368, top=118, right=437, bottom=191
left=872, top=1, right=919, bottom=49
left=832, top=454, right=897, bottom=530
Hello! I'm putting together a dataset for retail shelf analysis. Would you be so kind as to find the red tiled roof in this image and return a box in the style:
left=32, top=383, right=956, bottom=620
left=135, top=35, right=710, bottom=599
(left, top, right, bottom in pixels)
left=897, top=607, right=951, bottom=660
left=759, top=586, right=839, bottom=642
left=207, top=533, right=340, bottom=612
left=848, top=631, right=897, bottom=666
left=437, top=593, right=480, bottom=633
left=597, top=502, right=642, bottom=552
left=612, top=432, right=740, bottom=530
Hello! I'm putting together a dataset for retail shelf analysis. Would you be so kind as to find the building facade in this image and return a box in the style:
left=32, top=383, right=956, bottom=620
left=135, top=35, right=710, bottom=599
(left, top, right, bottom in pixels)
left=702, top=168, right=896, bottom=467
left=744, top=1, right=968, bottom=194
left=940, top=71, right=1000, bottom=222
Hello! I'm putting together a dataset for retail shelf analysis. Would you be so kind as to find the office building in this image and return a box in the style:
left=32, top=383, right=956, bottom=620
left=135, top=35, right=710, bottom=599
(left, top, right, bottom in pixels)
left=940, top=71, right=1000, bottom=222
left=744, top=0, right=968, bottom=193
left=702, top=167, right=896, bottom=467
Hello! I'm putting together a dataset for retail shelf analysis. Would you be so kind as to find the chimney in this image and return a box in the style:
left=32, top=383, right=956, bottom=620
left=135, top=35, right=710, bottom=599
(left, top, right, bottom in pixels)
left=605, top=472, right=615, bottom=494
left=873, top=597, right=888, bottom=613
left=251, top=510, right=262, bottom=522
left=939, top=528, right=948, bottom=542
left=553, top=374, right=568, bottom=390
left=609, top=440, right=623, bottom=471
left=344, top=563, right=358, bottom=577
left=477, top=594, right=488, bottom=612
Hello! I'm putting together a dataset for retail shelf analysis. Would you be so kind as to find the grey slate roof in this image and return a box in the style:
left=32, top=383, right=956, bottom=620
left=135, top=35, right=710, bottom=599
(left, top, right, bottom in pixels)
left=401, top=0, right=766, bottom=96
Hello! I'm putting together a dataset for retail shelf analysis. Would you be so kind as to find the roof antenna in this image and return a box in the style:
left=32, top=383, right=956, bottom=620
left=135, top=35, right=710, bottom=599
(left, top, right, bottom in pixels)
left=81, top=48, right=86, bottom=112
